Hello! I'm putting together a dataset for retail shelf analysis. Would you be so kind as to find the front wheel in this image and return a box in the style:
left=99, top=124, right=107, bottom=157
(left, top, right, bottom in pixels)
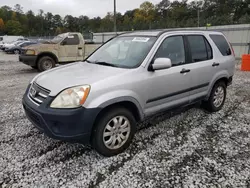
left=91, top=107, right=136, bottom=157
left=203, top=81, right=227, bottom=112
left=37, top=56, right=55, bottom=72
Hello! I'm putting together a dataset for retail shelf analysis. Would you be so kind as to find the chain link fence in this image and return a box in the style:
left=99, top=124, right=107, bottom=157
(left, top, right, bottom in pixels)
left=24, top=24, right=250, bottom=59
left=26, top=33, right=95, bottom=44
left=91, top=24, right=250, bottom=59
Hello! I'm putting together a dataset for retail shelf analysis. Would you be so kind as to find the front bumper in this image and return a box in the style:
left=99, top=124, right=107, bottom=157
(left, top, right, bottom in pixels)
left=22, top=85, right=101, bottom=143
left=19, top=55, right=37, bottom=66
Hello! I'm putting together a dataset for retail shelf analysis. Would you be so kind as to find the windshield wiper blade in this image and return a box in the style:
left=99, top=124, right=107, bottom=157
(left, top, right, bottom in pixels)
left=94, top=61, right=117, bottom=67
left=85, top=60, right=93, bottom=63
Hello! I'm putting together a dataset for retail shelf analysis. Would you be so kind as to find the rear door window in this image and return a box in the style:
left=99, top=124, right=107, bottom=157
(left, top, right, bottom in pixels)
left=209, top=34, right=231, bottom=56
left=0, top=37, right=3, bottom=41
left=187, top=35, right=212, bottom=63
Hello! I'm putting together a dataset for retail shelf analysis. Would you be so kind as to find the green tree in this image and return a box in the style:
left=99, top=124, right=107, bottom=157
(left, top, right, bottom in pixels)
left=26, top=10, right=36, bottom=35
left=14, top=4, right=23, bottom=14
left=38, top=9, right=44, bottom=35
left=5, top=20, right=22, bottom=35
left=0, top=6, right=12, bottom=22
left=78, top=15, right=90, bottom=32
left=0, top=18, right=4, bottom=34
left=100, top=12, right=114, bottom=32
left=64, top=15, right=78, bottom=31
left=53, top=14, right=63, bottom=28
left=134, top=2, right=155, bottom=29
left=45, top=12, right=54, bottom=35
left=55, top=27, right=62, bottom=34
left=0, top=1, right=250, bottom=35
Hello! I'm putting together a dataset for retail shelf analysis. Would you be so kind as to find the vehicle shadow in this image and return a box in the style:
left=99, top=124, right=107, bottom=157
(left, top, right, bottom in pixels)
left=137, top=102, right=206, bottom=131
left=15, top=68, right=39, bottom=74
left=27, top=102, right=208, bottom=163
left=68, top=103, right=207, bottom=159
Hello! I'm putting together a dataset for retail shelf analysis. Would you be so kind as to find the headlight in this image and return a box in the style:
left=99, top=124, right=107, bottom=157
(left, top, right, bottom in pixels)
left=50, top=85, right=90, bottom=108
left=26, top=49, right=36, bottom=55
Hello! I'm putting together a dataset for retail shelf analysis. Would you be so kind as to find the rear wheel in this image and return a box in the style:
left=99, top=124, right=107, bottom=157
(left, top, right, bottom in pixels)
left=91, top=107, right=136, bottom=157
left=37, top=56, right=55, bottom=72
left=203, top=81, right=227, bottom=112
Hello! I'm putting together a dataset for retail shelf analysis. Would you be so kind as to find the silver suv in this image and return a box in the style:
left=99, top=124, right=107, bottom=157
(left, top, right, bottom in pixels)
left=22, top=30, right=235, bottom=156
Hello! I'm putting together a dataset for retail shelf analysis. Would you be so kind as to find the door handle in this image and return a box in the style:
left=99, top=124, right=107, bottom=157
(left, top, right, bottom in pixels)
left=78, top=47, right=82, bottom=49
left=212, top=62, right=220, bottom=67
left=180, top=68, right=191, bottom=74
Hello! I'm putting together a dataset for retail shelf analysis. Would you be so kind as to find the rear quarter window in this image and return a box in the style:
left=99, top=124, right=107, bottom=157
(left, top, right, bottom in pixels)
left=209, top=34, right=231, bottom=56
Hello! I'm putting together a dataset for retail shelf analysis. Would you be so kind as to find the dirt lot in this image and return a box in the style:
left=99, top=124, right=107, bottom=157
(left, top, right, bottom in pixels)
left=0, top=51, right=250, bottom=188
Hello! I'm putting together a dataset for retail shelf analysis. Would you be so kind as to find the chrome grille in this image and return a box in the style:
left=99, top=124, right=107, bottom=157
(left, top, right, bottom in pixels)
left=29, top=82, right=50, bottom=105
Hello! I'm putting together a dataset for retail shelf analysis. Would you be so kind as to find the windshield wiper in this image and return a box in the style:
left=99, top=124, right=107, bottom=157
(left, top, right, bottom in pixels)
left=85, top=59, right=93, bottom=63
left=94, top=61, right=118, bottom=67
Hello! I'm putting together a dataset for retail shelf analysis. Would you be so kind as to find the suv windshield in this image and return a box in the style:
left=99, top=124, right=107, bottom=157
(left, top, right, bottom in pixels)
left=87, top=36, right=156, bottom=68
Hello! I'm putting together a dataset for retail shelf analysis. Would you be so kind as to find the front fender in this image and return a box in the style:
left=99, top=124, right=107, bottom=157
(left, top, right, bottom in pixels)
left=37, top=51, right=59, bottom=61
left=85, top=90, right=144, bottom=120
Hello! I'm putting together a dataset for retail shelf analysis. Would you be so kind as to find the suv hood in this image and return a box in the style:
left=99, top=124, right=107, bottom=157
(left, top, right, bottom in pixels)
left=34, top=62, right=129, bottom=96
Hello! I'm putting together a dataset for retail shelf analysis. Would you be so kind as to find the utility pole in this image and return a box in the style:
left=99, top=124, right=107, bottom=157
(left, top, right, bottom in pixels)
left=114, top=0, right=117, bottom=33
left=197, top=8, right=200, bottom=28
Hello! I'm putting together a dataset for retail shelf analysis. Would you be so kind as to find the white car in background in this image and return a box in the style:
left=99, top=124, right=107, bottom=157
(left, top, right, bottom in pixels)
left=0, top=36, right=27, bottom=44
left=1, top=41, right=25, bottom=51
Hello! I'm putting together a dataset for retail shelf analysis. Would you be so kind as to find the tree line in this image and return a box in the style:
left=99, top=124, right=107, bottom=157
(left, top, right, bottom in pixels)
left=0, top=0, right=250, bottom=36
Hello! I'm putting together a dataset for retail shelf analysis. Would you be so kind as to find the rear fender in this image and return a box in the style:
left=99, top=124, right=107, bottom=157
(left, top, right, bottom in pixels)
left=206, top=70, right=230, bottom=99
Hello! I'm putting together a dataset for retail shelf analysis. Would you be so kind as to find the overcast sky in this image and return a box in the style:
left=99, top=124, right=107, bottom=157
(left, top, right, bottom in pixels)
left=1, top=0, right=162, bottom=18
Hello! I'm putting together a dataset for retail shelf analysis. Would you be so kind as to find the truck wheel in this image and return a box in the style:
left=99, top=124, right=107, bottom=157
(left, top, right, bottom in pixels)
left=91, top=107, right=136, bottom=157
left=37, top=56, right=55, bottom=72
left=203, top=81, right=227, bottom=112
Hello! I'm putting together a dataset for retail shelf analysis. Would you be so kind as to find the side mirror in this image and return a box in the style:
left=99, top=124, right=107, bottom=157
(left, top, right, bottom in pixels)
left=61, top=40, right=67, bottom=45
left=151, top=58, right=172, bottom=71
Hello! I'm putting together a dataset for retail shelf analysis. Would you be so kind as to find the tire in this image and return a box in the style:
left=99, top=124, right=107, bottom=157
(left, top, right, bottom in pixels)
left=203, top=81, right=227, bottom=112
left=91, top=107, right=136, bottom=157
left=37, top=56, right=55, bottom=72
left=31, top=65, right=38, bottom=69
left=14, top=49, right=20, bottom=54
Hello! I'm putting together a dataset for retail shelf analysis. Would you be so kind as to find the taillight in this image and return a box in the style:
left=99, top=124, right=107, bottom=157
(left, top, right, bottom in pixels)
left=230, top=43, right=235, bottom=56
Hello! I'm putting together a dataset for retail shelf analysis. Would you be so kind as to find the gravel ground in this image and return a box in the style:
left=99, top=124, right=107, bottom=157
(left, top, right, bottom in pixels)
left=0, top=51, right=250, bottom=188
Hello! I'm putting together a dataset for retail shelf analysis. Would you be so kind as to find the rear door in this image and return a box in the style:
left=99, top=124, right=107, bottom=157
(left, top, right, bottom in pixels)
left=184, top=34, right=214, bottom=101
left=209, top=34, right=235, bottom=78
left=59, top=34, right=80, bottom=62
